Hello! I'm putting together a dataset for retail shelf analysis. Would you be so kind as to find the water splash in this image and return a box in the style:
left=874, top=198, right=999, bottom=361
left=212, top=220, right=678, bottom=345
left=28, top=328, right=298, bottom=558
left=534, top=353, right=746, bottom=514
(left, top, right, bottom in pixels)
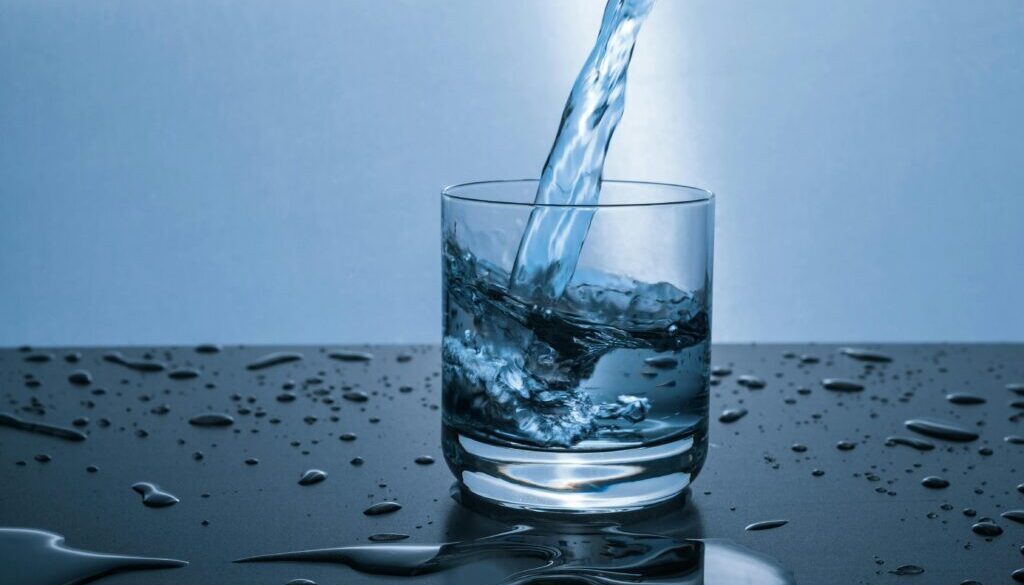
left=509, top=0, right=658, bottom=302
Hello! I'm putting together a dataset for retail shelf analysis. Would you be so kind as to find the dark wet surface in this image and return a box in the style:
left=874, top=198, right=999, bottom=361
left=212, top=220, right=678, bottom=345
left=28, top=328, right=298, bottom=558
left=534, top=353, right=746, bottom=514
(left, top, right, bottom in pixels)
left=1, top=343, right=1023, bottom=583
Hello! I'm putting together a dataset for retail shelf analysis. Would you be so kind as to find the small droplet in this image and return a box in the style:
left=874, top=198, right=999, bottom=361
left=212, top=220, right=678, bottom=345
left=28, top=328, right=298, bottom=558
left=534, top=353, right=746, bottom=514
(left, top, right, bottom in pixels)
left=791, top=443, right=807, bottom=453
left=342, top=391, right=369, bottom=402
left=350, top=457, right=364, bottom=466
left=24, top=353, right=54, bottom=363
left=168, top=368, right=200, bottom=380
left=811, top=469, right=825, bottom=477
left=68, top=371, right=92, bottom=386
left=414, top=456, right=435, bottom=465
left=276, top=392, right=297, bottom=403
left=195, top=343, right=222, bottom=353
left=737, top=375, right=765, bottom=389
left=718, top=408, right=747, bottom=423
left=368, top=533, right=410, bottom=542
left=0, top=412, right=87, bottom=442
left=103, top=352, right=166, bottom=372
left=889, top=564, right=924, bottom=575
left=1012, top=568, right=1024, bottom=584
left=189, top=413, right=235, bottom=427
left=946, top=393, right=986, bottom=405
left=711, top=366, right=732, bottom=377
left=1007, top=383, right=1024, bottom=396
left=821, top=378, right=864, bottom=392
left=339, top=433, right=357, bottom=442
left=971, top=521, right=1003, bottom=537
left=885, top=435, right=935, bottom=451
left=34, top=454, right=51, bottom=463
left=246, top=352, right=303, bottom=370
left=836, top=441, right=856, bottom=451
left=363, top=501, right=401, bottom=516
left=285, top=579, right=316, bottom=585
left=1005, top=435, right=1024, bottom=445
left=745, top=519, right=788, bottom=531
left=1000, top=510, right=1024, bottom=524
left=840, top=347, right=893, bottom=362
left=245, top=458, right=260, bottom=466
left=86, top=465, right=99, bottom=473
left=328, top=350, right=374, bottom=362
left=905, top=419, right=979, bottom=442
left=132, top=482, right=179, bottom=508
left=921, top=476, right=949, bottom=489
left=298, top=469, right=327, bottom=486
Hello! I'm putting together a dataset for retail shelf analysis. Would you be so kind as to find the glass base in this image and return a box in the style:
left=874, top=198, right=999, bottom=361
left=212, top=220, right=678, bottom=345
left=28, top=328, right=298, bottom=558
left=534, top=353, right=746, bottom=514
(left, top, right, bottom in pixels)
left=442, top=425, right=706, bottom=514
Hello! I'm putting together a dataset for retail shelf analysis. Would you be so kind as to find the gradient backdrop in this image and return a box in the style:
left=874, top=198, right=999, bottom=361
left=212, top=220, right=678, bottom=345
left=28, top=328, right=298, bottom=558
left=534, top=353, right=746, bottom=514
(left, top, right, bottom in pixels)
left=2, top=0, right=1022, bottom=346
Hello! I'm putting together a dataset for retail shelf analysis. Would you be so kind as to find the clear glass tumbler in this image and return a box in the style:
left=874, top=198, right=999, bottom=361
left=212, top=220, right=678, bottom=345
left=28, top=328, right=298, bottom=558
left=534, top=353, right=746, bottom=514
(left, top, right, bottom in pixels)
left=441, top=180, right=713, bottom=512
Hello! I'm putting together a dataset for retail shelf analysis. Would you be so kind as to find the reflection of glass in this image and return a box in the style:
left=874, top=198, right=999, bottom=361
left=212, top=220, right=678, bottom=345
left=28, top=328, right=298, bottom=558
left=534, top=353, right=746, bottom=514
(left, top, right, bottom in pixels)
left=441, top=180, right=714, bottom=512
left=236, top=494, right=794, bottom=584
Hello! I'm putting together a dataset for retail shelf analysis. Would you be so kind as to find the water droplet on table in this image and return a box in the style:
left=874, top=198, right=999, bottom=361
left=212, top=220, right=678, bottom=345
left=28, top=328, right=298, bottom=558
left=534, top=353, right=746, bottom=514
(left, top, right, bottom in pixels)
left=946, top=393, right=986, bottom=405
left=905, top=419, right=979, bottom=442
left=971, top=521, right=1002, bottom=537
left=168, top=368, right=200, bottom=380
left=189, top=413, right=235, bottom=427
left=889, top=564, right=924, bottom=575
left=23, top=353, right=54, bottom=363
left=363, top=501, right=402, bottom=516
left=885, top=435, right=935, bottom=451
left=821, top=378, right=864, bottom=392
left=328, top=350, right=374, bottom=362
left=0, top=528, right=186, bottom=585
left=103, top=352, right=166, bottom=372
left=132, top=482, right=179, bottom=508
left=298, top=470, right=327, bottom=486
left=840, top=348, right=893, bottom=362
left=746, top=519, right=788, bottom=531
left=246, top=352, right=303, bottom=371
left=67, top=371, right=92, bottom=386
left=737, top=375, right=765, bottom=389
left=0, top=412, right=87, bottom=442
left=719, top=408, right=747, bottom=423
left=921, top=476, right=949, bottom=489
left=1000, top=510, right=1024, bottom=524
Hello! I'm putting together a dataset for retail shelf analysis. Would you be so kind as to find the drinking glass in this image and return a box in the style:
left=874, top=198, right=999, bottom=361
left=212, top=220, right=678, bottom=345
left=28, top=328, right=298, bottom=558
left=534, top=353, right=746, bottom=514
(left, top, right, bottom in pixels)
left=441, top=180, right=713, bottom=512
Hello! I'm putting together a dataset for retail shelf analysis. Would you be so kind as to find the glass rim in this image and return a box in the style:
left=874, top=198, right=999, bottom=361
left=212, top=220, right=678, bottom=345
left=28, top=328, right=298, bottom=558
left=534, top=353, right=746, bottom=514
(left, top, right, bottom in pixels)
left=441, top=179, right=714, bottom=208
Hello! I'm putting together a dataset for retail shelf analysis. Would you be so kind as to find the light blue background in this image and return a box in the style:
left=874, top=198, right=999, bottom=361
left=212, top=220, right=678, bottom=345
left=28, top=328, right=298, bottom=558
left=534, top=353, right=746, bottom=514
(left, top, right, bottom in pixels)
left=2, top=1, right=1022, bottom=346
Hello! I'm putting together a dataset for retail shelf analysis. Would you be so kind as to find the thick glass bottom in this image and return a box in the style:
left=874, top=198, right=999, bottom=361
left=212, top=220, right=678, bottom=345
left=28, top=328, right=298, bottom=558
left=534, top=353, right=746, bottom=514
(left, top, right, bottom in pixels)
left=442, top=425, right=706, bottom=513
